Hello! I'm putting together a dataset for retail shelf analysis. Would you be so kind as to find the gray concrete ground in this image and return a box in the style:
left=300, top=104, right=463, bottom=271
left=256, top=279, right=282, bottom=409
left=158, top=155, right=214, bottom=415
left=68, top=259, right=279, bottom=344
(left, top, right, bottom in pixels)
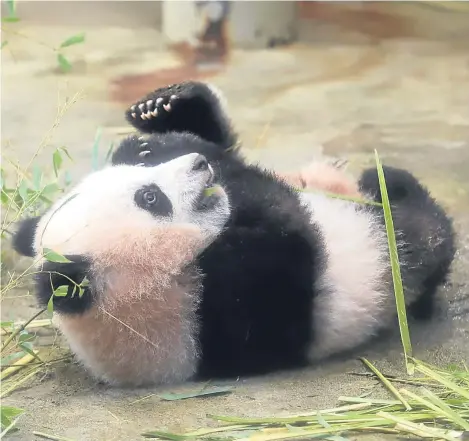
left=1, top=10, right=469, bottom=441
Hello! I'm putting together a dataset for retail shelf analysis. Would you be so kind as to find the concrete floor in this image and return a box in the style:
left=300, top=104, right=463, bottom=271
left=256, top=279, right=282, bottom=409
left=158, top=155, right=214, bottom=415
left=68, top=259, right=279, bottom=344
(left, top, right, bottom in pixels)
left=1, top=9, right=469, bottom=441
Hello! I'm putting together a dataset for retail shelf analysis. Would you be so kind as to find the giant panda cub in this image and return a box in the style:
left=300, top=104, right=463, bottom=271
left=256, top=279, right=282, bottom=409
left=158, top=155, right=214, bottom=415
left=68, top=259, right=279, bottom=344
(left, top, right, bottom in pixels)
left=12, top=81, right=456, bottom=387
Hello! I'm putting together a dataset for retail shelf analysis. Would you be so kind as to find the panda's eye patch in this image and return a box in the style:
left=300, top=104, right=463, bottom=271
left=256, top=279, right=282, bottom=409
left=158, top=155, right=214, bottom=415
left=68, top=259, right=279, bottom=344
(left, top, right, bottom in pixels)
left=134, top=184, right=172, bottom=217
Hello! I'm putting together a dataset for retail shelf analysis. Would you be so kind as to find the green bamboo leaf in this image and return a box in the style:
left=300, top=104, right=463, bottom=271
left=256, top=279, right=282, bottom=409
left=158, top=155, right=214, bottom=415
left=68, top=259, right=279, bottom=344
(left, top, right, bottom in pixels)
left=374, top=150, right=414, bottom=375
left=0, top=351, right=24, bottom=366
left=58, top=146, right=73, bottom=162
left=360, top=358, right=412, bottom=410
left=1, top=41, right=8, bottom=50
left=0, top=405, right=24, bottom=430
left=415, top=362, right=469, bottom=400
left=32, top=165, right=43, bottom=190
left=6, top=0, right=17, bottom=16
left=64, top=171, right=72, bottom=187
left=53, top=286, right=69, bottom=297
left=2, top=16, right=20, bottom=23
left=18, top=342, right=42, bottom=362
left=104, top=142, right=115, bottom=164
left=17, top=330, right=33, bottom=343
left=18, top=180, right=29, bottom=203
left=57, top=53, right=72, bottom=73
left=91, top=127, right=102, bottom=170
left=52, top=149, right=63, bottom=177
left=41, top=183, right=61, bottom=198
left=43, top=249, right=72, bottom=263
left=47, top=295, right=54, bottom=314
left=1, top=189, right=10, bottom=206
left=47, top=286, right=69, bottom=314
left=59, top=33, right=85, bottom=48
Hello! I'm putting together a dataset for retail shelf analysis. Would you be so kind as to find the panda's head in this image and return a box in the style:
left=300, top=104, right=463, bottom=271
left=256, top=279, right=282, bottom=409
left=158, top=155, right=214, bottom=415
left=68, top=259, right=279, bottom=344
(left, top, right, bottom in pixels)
left=34, top=153, right=230, bottom=260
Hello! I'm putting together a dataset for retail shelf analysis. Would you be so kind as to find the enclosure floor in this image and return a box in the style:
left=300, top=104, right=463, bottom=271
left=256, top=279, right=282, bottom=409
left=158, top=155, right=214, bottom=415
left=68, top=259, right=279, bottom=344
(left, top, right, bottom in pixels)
left=2, top=15, right=469, bottom=441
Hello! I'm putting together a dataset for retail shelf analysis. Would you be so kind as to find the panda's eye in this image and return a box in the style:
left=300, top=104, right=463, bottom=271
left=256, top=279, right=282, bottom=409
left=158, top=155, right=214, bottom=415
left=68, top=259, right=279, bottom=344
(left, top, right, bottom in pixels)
left=135, top=184, right=173, bottom=217
left=143, top=191, right=157, bottom=205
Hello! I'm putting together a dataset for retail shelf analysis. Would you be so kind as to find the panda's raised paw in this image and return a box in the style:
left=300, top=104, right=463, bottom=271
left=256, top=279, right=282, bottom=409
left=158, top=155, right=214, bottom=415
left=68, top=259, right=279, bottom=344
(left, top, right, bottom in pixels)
left=130, top=94, right=178, bottom=121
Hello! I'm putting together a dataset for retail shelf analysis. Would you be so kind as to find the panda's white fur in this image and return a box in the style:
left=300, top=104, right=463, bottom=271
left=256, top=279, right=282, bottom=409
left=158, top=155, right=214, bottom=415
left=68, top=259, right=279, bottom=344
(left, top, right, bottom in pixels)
left=299, top=192, right=394, bottom=360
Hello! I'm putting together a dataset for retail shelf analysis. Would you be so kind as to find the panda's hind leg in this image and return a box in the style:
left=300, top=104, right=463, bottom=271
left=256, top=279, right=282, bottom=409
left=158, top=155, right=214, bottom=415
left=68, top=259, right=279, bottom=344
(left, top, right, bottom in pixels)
left=125, top=81, right=236, bottom=148
left=279, top=158, right=362, bottom=198
left=359, top=165, right=457, bottom=321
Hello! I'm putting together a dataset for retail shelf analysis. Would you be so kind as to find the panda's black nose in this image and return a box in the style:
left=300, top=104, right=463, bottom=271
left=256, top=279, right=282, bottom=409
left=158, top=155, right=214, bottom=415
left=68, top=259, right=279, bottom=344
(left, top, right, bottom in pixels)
left=192, top=154, right=209, bottom=172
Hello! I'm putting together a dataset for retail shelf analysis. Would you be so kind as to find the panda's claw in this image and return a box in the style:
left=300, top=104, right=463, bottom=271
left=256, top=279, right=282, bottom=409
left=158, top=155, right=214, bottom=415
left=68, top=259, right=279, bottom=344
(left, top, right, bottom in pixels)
left=138, top=150, right=151, bottom=158
left=330, top=158, right=349, bottom=170
left=130, top=94, right=175, bottom=122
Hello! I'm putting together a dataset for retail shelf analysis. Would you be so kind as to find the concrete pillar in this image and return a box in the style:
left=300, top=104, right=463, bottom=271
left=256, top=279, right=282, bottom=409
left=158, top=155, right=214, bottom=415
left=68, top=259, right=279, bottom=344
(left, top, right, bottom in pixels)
left=161, top=1, right=297, bottom=49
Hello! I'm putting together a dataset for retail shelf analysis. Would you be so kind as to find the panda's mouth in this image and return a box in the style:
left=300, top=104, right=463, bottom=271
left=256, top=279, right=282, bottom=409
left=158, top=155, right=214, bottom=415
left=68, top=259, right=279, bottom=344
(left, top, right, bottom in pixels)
left=194, top=165, right=222, bottom=211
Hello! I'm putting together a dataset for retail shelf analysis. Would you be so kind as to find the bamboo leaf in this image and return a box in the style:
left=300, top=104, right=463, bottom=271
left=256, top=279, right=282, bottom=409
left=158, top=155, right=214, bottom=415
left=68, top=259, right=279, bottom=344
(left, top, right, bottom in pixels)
left=32, top=165, right=43, bottom=190
left=52, top=149, right=63, bottom=177
left=360, top=358, right=412, bottom=410
left=59, top=33, right=85, bottom=48
left=374, top=150, right=414, bottom=374
left=57, top=54, right=72, bottom=73
left=59, top=147, right=73, bottom=162
left=91, top=127, right=102, bottom=170
left=0, top=405, right=24, bottom=430
left=414, top=362, right=469, bottom=400
left=42, top=249, right=72, bottom=263
left=17, top=180, right=29, bottom=204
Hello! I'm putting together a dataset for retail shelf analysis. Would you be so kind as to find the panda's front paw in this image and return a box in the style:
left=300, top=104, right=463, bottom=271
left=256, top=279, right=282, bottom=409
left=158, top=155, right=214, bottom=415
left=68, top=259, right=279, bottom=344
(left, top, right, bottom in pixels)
left=35, top=255, right=94, bottom=314
left=125, top=81, right=200, bottom=130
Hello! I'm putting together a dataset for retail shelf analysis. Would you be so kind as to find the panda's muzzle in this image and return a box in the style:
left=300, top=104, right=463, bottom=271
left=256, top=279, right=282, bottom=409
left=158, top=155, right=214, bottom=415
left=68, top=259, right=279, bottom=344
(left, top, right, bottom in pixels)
left=192, top=155, right=221, bottom=211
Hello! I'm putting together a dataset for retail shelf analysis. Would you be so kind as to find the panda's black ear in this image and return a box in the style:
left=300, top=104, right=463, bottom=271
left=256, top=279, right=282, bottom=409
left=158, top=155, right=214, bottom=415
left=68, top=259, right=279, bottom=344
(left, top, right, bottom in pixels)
left=11, top=216, right=41, bottom=258
left=124, top=81, right=237, bottom=149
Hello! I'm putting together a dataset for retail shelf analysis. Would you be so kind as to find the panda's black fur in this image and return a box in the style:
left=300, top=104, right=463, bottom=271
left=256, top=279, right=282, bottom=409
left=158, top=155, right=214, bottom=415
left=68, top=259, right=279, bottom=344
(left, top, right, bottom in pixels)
left=12, top=81, right=456, bottom=385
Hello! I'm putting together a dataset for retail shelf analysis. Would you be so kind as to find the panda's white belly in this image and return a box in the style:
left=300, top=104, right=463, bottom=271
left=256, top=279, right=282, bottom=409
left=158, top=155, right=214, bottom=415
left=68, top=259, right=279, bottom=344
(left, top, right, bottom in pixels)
left=299, top=192, right=393, bottom=358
